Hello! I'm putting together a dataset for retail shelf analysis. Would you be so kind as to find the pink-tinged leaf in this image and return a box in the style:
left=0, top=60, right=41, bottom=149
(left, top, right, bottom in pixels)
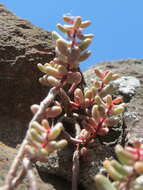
left=112, top=97, right=123, bottom=104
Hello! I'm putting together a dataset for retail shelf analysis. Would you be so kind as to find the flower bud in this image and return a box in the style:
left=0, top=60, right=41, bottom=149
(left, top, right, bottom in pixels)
left=103, top=71, right=113, bottom=84
left=99, top=84, right=117, bottom=97
left=43, top=64, right=67, bottom=79
left=94, top=69, right=104, bottom=79
left=80, top=129, right=90, bottom=139
left=84, top=98, right=90, bottom=108
left=73, top=16, right=82, bottom=29
left=111, top=74, right=120, bottom=80
left=91, top=87, right=97, bottom=97
left=111, top=105, right=124, bottom=115
left=98, top=105, right=106, bottom=117
left=37, top=63, right=48, bottom=73
left=103, top=160, right=124, bottom=181
left=93, top=80, right=101, bottom=88
left=74, top=88, right=84, bottom=104
left=95, top=174, right=116, bottom=190
left=78, top=50, right=91, bottom=62
left=92, top=105, right=100, bottom=120
left=47, top=76, right=60, bottom=87
left=112, top=97, right=123, bottom=104
left=56, top=139, right=68, bottom=149
left=85, top=89, right=93, bottom=99
left=63, top=15, right=74, bottom=24
left=83, top=34, right=94, bottom=39
left=48, top=123, right=63, bottom=141
left=106, top=95, right=112, bottom=105
left=110, top=160, right=132, bottom=176
left=134, top=161, right=143, bottom=174
left=56, top=39, right=70, bottom=56
left=45, top=106, right=62, bottom=118
left=81, top=20, right=91, bottom=28
left=41, top=119, right=50, bottom=130
left=79, top=38, right=92, bottom=51
left=115, top=145, right=136, bottom=165
left=45, top=141, right=57, bottom=152
left=27, top=134, right=41, bottom=148
left=52, top=31, right=62, bottom=40
left=95, top=95, right=104, bottom=106
left=39, top=74, right=51, bottom=86
left=56, top=24, right=67, bottom=33
left=31, top=104, right=39, bottom=114
left=31, top=121, right=45, bottom=133
left=135, top=175, right=143, bottom=185
left=29, top=128, right=43, bottom=143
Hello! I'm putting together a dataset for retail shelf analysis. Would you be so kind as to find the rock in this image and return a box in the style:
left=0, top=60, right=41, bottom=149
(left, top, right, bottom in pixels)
left=113, top=76, right=140, bottom=101
left=0, top=141, right=68, bottom=190
left=0, top=4, right=55, bottom=146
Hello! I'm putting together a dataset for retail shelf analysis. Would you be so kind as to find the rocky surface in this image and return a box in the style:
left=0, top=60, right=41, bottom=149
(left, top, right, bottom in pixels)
left=0, top=4, right=55, bottom=146
left=0, top=142, right=61, bottom=190
left=0, top=4, right=143, bottom=190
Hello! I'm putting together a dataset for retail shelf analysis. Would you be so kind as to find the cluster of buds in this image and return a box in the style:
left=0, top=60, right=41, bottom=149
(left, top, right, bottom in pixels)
left=38, top=15, right=94, bottom=91
left=78, top=95, right=124, bottom=143
left=95, top=142, right=143, bottom=190
left=69, top=69, right=124, bottom=143
left=25, top=120, right=67, bottom=162
left=93, top=68, right=120, bottom=97
left=30, top=101, right=62, bottom=118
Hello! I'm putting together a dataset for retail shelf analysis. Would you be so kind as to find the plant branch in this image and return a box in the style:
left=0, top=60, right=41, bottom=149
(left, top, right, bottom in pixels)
left=11, top=168, right=26, bottom=189
left=4, top=87, right=59, bottom=189
left=72, top=122, right=81, bottom=190
left=72, top=148, right=80, bottom=190
left=23, top=158, right=37, bottom=190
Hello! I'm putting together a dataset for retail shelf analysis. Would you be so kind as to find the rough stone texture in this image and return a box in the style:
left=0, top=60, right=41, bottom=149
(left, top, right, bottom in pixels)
left=0, top=4, right=55, bottom=146
left=113, top=76, right=140, bottom=100
left=0, top=142, right=60, bottom=190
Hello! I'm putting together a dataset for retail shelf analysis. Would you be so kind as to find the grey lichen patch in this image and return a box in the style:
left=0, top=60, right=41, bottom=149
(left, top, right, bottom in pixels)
left=124, top=111, right=141, bottom=123
left=113, top=76, right=140, bottom=100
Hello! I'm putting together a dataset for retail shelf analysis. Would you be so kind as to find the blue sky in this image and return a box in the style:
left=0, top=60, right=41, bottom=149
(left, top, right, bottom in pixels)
left=1, top=0, right=143, bottom=70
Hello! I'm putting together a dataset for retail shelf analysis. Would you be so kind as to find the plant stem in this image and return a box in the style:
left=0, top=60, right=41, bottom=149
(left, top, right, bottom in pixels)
left=72, top=122, right=81, bottom=190
left=11, top=168, right=26, bottom=189
left=4, top=87, right=58, bottom=189
left=23, top=157, right=37, bottom=190
left=72, top=148, right=80, bottom=190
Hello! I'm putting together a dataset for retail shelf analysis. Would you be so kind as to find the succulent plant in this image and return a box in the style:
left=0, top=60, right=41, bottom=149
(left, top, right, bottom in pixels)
left=0, top=15, right=127, bottom=190
left=26, top=120, right=67, bottom=162
left=95, top=141, right=143, bottom=190
left=37, top=15, right=94, bottom=92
